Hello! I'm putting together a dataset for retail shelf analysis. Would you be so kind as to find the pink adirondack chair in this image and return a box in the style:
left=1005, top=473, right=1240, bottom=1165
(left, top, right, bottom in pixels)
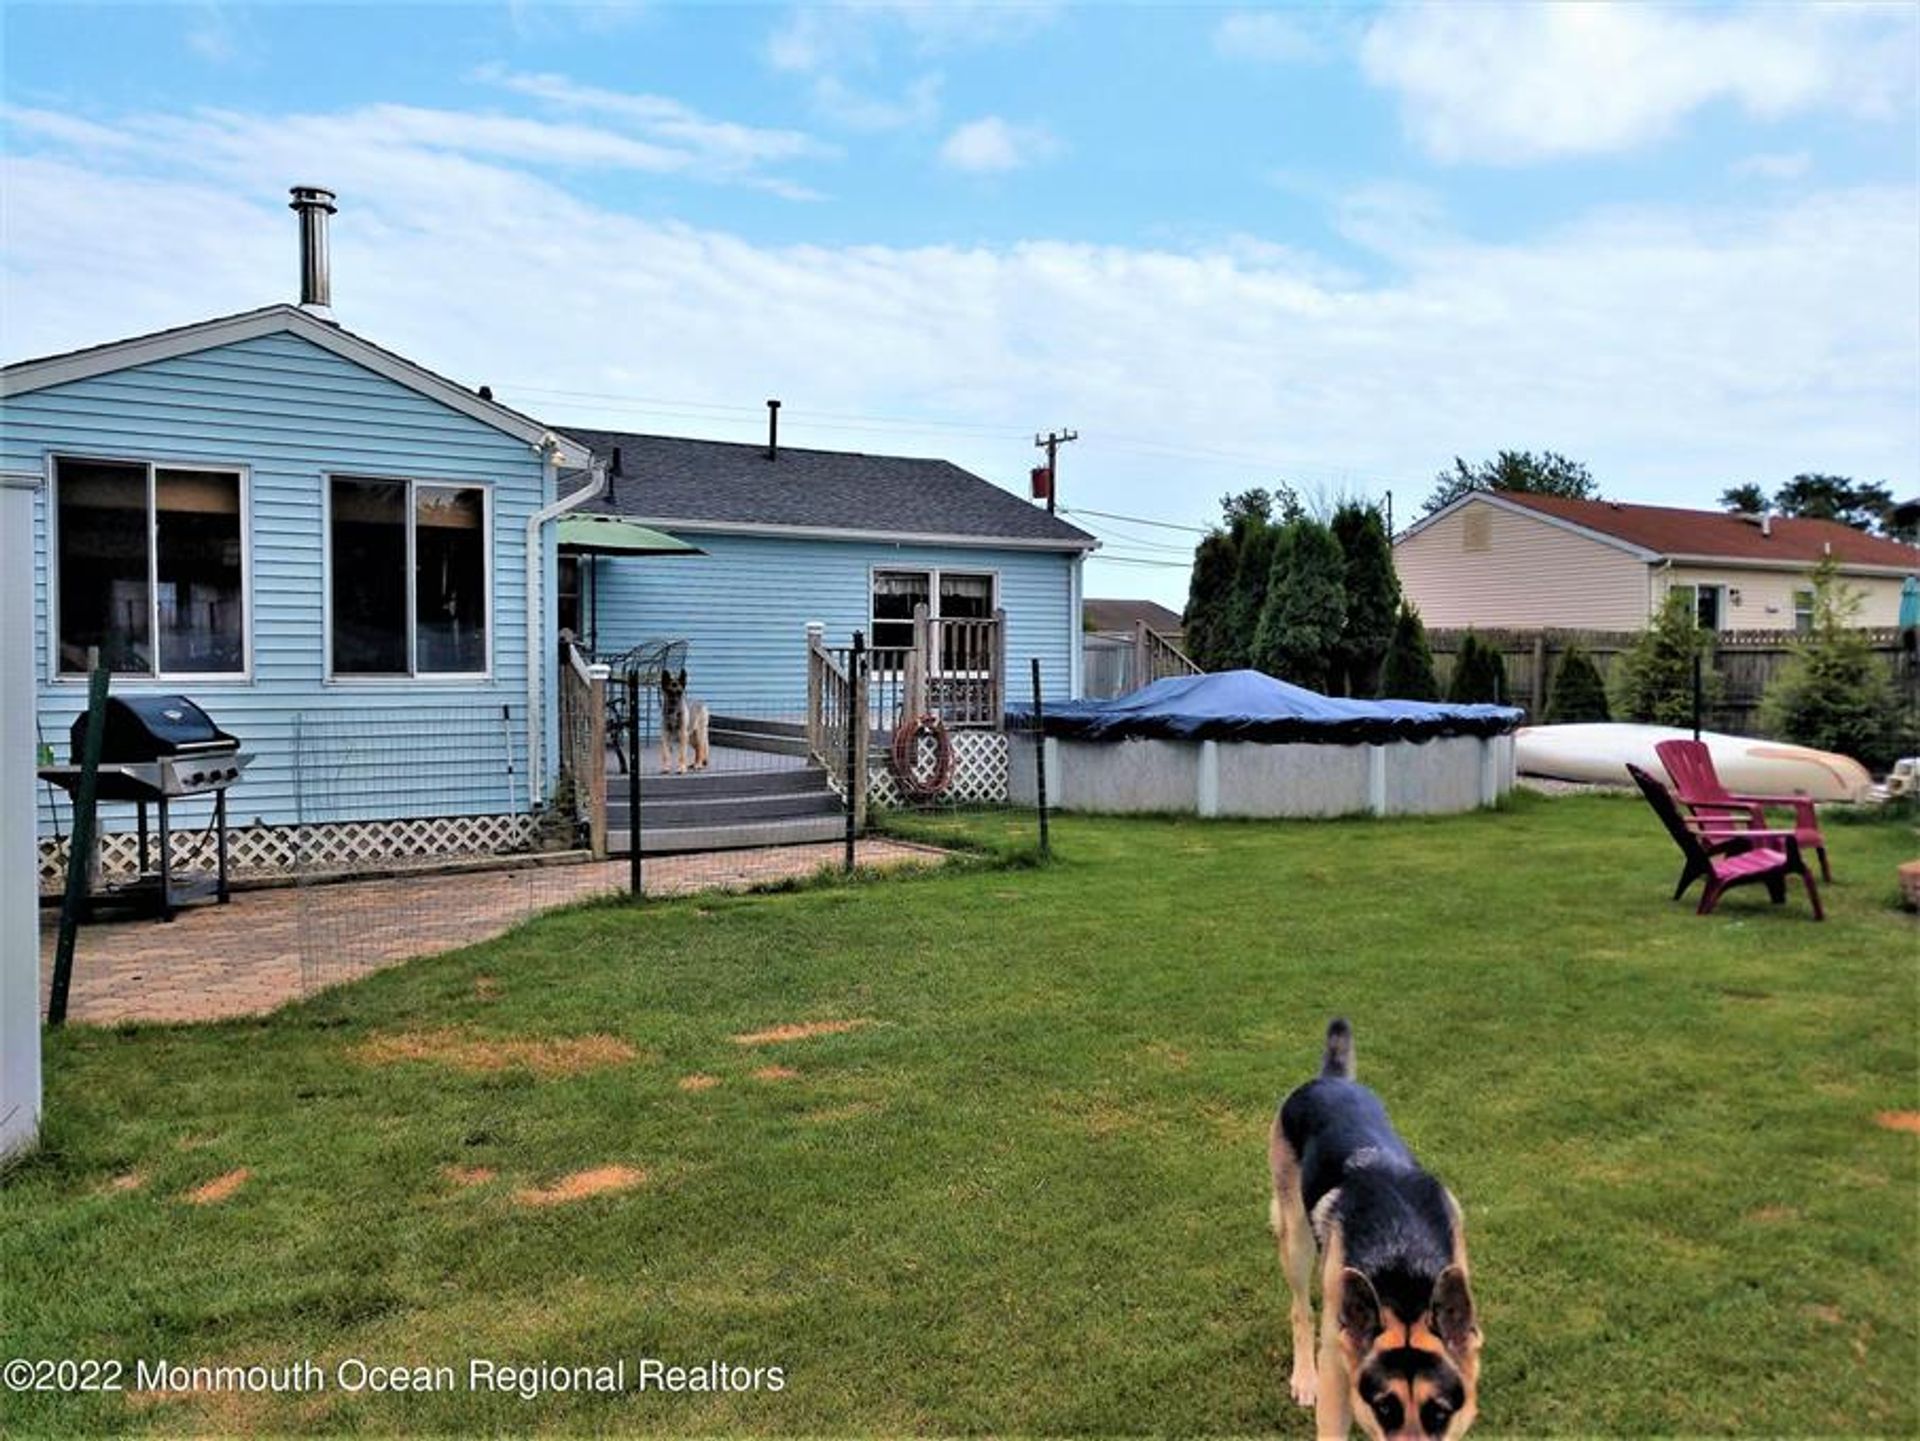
left=1628, top=764, right=1824, bottom=920
left=1654, top=739, right=1831, bottom=881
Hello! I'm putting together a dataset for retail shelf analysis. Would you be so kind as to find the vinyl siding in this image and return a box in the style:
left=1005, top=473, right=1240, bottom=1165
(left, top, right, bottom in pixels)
left=1394, top=498, right=1649, bottom=629
left=7, top=330, right=554, bottom=835
left=1662, top=563, right=1910, bottom=629
left=581, top=531, right=1079, bottom=711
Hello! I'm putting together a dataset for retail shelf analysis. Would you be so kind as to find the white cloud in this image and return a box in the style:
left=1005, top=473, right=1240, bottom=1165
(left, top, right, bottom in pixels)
left=811, top=73, right=943, bottom=132
left=768, top=1, right=1057, bottom=73
left=939, top=116, right=1059, bottom=173
left=184, top=2, right=257, bottom=65
left=1732, top=149, right=1813, bottom=182
left=1361, top=3, right=1916, bottom=164
left=1212, top=11, right=1333, bottom=65
left=2, top=100, right=1915, bottom=609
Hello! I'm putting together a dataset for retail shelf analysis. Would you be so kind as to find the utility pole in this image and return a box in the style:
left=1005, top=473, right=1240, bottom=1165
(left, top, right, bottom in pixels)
left=1034, top=428, right=1078, bottom=515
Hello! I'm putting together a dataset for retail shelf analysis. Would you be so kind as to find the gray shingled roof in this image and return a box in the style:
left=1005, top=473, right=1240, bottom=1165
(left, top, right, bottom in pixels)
left=556, top=428, right=1095, bottom=551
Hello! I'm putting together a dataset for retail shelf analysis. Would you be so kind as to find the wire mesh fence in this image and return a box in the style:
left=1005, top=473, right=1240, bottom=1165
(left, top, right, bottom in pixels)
left=282, top=638, right=1055, bottom=997
left=290, top=703, right=623, bottom=994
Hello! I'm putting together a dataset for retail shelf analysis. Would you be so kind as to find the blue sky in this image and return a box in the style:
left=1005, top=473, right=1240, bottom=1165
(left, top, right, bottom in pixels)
left=4, top=2, right=1916, bottom=601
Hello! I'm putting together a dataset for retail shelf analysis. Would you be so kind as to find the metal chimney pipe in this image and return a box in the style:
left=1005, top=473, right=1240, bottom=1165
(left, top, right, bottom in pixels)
left=766, top=399, right=781, bottom=461
left=288, top=185, right=337, bottom=316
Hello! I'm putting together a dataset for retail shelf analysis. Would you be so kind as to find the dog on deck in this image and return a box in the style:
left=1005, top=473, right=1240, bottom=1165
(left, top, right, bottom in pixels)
left=658, top=668, right=710, bottom=774
left=1269, top=1019, right=1481, bottom=1440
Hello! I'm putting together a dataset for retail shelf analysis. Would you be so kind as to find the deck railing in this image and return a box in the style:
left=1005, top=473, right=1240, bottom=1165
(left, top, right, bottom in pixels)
left=1134, top=620, right=1202, bottom=686
left=806, top=625, right=870, bottom=827
left=557, top=639, right=609, bottom=856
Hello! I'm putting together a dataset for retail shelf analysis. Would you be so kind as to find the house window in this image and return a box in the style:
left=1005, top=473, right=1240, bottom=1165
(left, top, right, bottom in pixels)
left=869, top=568, right=996, bottom=666
left=1669, top=583, right=1723, bottom=631
left=54, top=456, right=246, bottom=677
left=1793, top=588, right=1816, bottom=633
left=330, top=476, right=488, bottom=676
left=1461, top=509, right=1492, bottom=553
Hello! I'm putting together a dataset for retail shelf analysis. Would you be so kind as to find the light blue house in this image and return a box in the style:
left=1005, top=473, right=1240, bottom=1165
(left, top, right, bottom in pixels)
left=5, top=189, right=1093, bottom=879
left=558, top=427, right=1095, bottom=714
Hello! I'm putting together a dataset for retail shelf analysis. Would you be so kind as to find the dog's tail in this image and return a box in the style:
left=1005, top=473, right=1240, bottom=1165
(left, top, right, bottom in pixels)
left=1321, top=1018, right=1355, bottom=1079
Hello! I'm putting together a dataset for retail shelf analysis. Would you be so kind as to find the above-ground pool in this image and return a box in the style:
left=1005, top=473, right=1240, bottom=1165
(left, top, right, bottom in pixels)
left=1008, top=670, right=1522, bottom=818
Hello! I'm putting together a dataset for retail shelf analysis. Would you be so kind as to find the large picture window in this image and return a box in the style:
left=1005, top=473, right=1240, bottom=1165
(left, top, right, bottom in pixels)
left=54, top=456, right=246, bottom=677
left=330, top=477, right=489, bottom=676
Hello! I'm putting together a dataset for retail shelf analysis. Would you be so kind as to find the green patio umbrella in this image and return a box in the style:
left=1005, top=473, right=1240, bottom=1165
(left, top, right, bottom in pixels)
left=556, top=516, right=704, bottom=556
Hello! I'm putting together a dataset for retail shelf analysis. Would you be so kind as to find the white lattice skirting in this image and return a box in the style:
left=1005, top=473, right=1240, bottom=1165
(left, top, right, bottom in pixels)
left=37, top=812, right=540, bottom=893
left=868, top=730, right=1009, bottom=808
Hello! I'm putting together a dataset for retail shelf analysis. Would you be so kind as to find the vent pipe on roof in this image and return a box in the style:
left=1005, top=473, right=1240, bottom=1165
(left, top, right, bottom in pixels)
left=1762, top=511, right=1772, bottom=538
left=289, top=185, right=337, bottom=318
left=767, top=399, right=781, bottom=461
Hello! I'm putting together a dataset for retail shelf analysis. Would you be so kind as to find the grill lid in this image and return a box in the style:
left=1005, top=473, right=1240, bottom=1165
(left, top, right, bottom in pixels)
left=71, top=694, right=239, bottom=762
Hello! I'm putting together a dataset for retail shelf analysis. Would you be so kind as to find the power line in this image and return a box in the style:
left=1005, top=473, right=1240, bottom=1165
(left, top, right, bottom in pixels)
left=1063, top=506, right=1209, bottom=534
left=1034, top=428, right=1077, bottom=516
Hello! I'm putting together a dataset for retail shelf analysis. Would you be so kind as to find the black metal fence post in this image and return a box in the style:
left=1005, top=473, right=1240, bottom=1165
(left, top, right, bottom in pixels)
left=1030, top=656, right=1050, bottom=859
left=627, top=667, right=643, bottom=898
left=844, top=630, right=864, bottom=874
left=49, top=665, right=111, bottom=1027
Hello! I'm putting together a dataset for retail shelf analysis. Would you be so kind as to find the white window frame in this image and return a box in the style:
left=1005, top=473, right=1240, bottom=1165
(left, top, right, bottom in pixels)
left=867, top=565, right=1000, bottom=675
left=1668, top=581, right=1725, bottom=632
left=1792, top=588, right=1816, bottom=633
left=322, top=472, right=495, bottom=683
left=45, top=451, right=254, bottom=685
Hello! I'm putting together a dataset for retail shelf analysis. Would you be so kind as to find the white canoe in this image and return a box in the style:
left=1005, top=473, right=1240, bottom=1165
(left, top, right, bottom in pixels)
left=1515, top=723, right=1873, bottom=802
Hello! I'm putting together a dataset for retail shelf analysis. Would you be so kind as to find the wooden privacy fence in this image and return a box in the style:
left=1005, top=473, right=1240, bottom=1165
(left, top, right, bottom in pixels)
left=1427, top=626, right=1912, bottom=734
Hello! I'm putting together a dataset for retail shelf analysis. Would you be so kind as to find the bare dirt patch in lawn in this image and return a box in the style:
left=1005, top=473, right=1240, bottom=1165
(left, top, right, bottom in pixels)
left=752, top=1065, right=800, bottom=1083
left=353, top=1028, right=639, bottom=1078
left=1872, top=1110, right=1920, bottom=1135
left=513, top=1166, right=647, bottom=1206
left=731, top=1019, right=873, bottom=1046
left=442, top=1165, right=497, bottom=1187
left=102, top=1171, right=147, bottom=1194
left=184, top=1168, right=251, bottom=1205
left=677, top=1074, right=721, bottom=1092
left=1746, top=1205, right=1799, bottom=1224
left=473, top=975, right=502, bottom=1001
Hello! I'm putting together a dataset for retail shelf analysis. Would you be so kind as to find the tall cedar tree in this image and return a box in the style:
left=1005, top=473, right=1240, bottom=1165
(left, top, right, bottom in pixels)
left=1253, top=518, right=1346, bottom=691
left=1331, top=503, right=1400, bottom=697
left=1181, top=529, right=1240, bottom=672
left=1446, top=631, right=1510, bottom=705
left=1224, top=517, right=1279, bottom=671
left=1613, top=590, right=1722, bottom=727
left=1760, top=556, right=1907, bottom=768
left=1543, top=644, right=1612, bottom=723
left=1379, top=605, right=1440, bottom=701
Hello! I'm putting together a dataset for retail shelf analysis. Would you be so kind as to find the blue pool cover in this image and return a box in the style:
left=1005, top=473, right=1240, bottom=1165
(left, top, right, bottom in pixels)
left=1013, top=669, right=1524, bottom=744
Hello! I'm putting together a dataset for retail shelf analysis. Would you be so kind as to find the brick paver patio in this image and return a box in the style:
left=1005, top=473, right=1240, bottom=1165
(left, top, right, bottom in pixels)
left=39, top=840, right=943, bottom=1026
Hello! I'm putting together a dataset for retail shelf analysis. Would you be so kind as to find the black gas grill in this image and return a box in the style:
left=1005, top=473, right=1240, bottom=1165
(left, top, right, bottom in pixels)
left=40, top=694, right=252, bottom=919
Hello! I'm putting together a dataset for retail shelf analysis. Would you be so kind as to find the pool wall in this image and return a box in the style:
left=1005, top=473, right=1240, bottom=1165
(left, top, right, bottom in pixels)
left=1007, top=733, right=1514, bottom=817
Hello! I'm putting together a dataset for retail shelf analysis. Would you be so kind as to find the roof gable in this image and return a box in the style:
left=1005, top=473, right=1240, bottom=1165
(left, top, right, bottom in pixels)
left=559, top=428, right=1096, bottom=552
left=2, top=305, right=590, bottom=467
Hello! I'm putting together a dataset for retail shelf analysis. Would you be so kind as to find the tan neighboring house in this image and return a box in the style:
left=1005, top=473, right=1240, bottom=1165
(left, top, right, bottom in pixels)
left=1395, top=491, right=1920, bottom=633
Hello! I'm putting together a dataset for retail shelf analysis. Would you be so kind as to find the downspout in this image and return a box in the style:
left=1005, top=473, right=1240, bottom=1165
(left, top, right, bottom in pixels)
left=526, top=441, right=605, bottom=805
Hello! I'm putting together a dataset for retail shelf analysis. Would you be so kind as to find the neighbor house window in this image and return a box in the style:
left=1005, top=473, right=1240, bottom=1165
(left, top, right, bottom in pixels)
left=329, top=477, right=488, bottom=676
left=869, top=568, right=996, bottom=669
left=54, top=456, right=246, bottom=677
left=1669, top=583, right=1723, bottom=631
left=1793, top=588, right=1816, bottom=633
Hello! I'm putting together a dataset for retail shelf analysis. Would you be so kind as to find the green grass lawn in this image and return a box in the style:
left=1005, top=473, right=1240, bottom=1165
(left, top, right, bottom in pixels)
left=3, top=794, right=1915, bottom=1436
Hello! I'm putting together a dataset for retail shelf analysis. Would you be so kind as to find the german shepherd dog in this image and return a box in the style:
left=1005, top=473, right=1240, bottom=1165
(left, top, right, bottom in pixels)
left=658, top=668, right=710, bottom=774
left=1269, top=1020, right=1481, bottom=1439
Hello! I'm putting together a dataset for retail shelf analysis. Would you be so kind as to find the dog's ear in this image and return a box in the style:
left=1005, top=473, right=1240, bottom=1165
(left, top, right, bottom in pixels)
left=1429, top=1264, right=1479, bottom=1355
left=1338, top=1268, right=1382, bottom=1353
left=676, top=668, right=687, bottom=684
